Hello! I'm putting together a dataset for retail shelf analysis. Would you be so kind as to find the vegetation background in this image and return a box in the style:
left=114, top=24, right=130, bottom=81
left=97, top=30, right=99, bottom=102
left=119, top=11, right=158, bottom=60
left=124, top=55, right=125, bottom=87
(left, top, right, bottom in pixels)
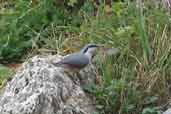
left=0, top=0, right=171, bottom=114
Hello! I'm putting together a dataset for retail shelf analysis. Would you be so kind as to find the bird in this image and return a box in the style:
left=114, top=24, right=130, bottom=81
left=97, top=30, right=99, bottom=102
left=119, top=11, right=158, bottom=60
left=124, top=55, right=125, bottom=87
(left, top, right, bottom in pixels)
left=52, top=43, right=102, bottom=72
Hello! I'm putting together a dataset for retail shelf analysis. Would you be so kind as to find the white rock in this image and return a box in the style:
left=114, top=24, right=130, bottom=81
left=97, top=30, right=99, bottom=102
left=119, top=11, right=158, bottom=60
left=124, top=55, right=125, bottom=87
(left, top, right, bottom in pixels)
left=0, top=55, right=96, bottom=114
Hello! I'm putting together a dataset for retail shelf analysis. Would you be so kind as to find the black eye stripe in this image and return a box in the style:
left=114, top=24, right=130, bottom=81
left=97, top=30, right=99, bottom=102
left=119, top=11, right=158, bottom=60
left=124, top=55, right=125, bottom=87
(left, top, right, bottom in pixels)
left=83, top=47, right=89, bottom=53
left=89, top=45, right=97, bottom=48
left=83, top=45, right=98, bottom=53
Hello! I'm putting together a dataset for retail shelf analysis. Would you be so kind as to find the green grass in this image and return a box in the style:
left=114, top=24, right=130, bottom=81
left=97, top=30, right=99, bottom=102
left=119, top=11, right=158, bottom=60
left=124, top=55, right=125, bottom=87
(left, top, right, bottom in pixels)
left=0, top=0, right=171, bottom=114
left=0, top=65, right=13, bottom=86
left=136, top=1, right=152, bottom=64
left=75, top=1, right=171, bottom=114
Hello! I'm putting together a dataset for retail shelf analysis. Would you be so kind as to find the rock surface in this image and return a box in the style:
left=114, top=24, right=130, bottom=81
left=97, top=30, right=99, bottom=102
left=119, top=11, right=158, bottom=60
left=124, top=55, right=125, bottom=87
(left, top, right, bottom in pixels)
left=0, top=55, right=96, bottom=114
left=164, top=109, right=171, bottom=114
left=163, top=108, right=171, bottom=114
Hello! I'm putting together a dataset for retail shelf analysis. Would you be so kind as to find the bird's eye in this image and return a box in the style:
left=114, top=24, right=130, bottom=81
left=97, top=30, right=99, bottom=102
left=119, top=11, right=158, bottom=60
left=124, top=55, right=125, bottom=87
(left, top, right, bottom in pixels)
left=92, top=54, right=95, bottom=58
left=92, top=51, right=97, bottom=58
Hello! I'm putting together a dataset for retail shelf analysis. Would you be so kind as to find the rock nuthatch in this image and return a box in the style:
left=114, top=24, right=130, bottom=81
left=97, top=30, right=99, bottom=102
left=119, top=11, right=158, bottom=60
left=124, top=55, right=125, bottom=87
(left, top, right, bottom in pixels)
left=52, top=44, right=102, bottom=71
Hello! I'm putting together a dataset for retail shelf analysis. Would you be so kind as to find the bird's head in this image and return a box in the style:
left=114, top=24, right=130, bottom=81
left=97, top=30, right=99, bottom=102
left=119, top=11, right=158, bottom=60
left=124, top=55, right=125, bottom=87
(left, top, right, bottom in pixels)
left=80, top=43, right=103, bottom=59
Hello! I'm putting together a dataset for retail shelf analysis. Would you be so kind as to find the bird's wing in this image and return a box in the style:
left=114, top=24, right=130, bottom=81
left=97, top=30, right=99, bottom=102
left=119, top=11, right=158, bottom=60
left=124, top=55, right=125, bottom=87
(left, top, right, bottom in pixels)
left=61, top=53, right=89, bottom=68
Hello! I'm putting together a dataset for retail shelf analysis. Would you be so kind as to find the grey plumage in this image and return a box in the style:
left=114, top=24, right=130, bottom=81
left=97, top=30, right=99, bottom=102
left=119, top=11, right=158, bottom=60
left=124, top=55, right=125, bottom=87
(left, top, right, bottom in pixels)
left=52, top=43, right=100, bottom=70
left=56, top=52, right=89, bottom=69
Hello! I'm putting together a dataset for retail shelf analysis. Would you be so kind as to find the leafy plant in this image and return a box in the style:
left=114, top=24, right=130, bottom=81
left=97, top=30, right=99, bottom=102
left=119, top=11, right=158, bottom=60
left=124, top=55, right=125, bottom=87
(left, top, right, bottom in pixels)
left=0, top=0, right=82, bottom=62
left=80, top=1, right=171, bottom=114
left=142, top=107, right=161, bottom=114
